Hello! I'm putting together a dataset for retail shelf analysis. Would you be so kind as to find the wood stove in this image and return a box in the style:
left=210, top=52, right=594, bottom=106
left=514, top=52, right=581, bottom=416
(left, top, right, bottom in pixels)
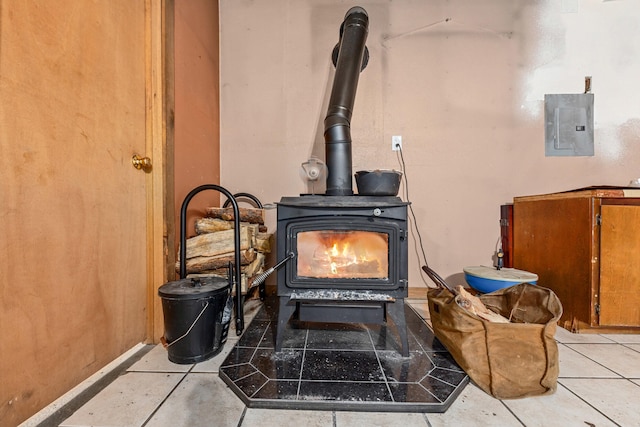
left=275, top=195, right=410, bottom=356
left=273, top=7, right=410, bottom=356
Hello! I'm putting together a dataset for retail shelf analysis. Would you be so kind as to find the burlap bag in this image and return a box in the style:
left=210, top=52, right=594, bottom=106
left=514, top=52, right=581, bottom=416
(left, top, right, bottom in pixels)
left=427, top=282, right=563, bottom=399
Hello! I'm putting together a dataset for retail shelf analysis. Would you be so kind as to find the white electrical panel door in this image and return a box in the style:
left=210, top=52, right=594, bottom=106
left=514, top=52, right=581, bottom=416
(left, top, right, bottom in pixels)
left=544, top=93, right=594, bottom=156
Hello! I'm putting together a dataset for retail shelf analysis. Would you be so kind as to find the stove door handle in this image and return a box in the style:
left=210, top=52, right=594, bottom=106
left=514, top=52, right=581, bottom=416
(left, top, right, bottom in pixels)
left=252, top=252, right=295, bottom=287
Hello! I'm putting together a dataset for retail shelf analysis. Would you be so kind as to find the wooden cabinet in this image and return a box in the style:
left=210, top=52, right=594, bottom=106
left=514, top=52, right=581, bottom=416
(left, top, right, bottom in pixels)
left=513, top=187, right=640, bottom=333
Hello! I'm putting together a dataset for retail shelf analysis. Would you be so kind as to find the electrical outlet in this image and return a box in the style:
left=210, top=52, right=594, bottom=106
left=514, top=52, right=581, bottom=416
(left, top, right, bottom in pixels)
left=392, top=135, right=402, bottom=151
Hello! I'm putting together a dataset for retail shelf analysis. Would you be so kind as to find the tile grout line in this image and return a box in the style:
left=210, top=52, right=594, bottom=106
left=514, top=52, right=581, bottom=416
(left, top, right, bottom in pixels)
left=236, top=407, right=248, bottom=427
left=422, top=411, right=433, bottom=427
left=560, top=342, right=628, bottom=378
left=296, top=328, right=310, bottom=399
left=245, top=319, right=272, bottom=400
left=141, top=364, right=195, bottom=426
left=499, top=399, right=527, bottom=426
left=556, top=380, right=623, bottom=427
left=367, top=325, right=397, bottom=403
left=244, top=320, right=277, bottom=400
left=622, top=343, right=640, bottom=353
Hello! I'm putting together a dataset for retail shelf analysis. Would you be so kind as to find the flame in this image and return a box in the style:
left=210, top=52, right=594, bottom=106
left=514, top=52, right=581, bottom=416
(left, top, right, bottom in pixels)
left=326, top=241, right=363, bottom=266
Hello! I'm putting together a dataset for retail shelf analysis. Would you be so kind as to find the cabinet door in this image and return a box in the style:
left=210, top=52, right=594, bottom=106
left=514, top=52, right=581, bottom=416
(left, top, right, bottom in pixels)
left=513, top=197, right=596, bottom=330
left=599, top=204, right=640, bottom=326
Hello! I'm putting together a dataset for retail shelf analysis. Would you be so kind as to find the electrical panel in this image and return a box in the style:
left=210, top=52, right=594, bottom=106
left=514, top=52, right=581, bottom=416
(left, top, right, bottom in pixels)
left=544, top=93, right=594, bottom=157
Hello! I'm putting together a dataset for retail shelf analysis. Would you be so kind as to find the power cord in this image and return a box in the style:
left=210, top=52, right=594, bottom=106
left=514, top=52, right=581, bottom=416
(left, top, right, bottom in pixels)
left=395, top=143, right=432, bottom=286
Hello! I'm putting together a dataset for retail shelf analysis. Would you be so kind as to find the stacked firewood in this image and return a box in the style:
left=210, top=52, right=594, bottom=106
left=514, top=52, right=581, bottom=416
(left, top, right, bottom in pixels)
left=177, top=207, right=273, bottom=295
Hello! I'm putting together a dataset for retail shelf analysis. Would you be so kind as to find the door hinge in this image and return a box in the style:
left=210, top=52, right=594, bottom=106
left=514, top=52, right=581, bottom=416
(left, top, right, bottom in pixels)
left=595, top=213, right=602, bottom=225
left=595, top=303, right=600, bottom=316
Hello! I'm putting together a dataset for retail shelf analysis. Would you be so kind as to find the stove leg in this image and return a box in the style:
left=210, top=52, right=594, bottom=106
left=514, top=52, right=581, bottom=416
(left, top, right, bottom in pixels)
left=275, top=296, right=296, bottom=352
left=386, top=300, right=409, bottom=357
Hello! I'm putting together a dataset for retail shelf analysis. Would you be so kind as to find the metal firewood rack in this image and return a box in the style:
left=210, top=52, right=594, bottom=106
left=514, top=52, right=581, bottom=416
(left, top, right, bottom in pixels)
left=178, top=185, right=261, bottom=336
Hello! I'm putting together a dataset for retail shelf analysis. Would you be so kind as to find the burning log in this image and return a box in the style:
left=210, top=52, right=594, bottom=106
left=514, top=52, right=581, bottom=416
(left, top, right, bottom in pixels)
left=344, top=259, right=380, bottom=274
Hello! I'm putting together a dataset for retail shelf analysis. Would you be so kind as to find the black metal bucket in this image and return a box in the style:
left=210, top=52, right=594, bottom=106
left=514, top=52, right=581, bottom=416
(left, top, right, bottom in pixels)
left=158, top=276, right=232, bottom=364
left=158, top=184, right=245, bottom=365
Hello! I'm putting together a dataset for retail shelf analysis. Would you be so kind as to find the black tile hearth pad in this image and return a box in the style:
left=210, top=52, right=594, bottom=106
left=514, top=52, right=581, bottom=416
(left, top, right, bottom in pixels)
left=219, top=298, right=469, bottom=412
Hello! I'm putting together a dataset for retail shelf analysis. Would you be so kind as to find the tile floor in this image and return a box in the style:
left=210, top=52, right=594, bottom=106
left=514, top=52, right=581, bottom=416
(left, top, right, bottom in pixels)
left=28, top=298, right=640, bottom=427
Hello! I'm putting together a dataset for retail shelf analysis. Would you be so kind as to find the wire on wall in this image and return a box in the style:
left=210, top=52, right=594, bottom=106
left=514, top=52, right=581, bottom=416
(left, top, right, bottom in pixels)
left=395, top=144, right=433, bottom=287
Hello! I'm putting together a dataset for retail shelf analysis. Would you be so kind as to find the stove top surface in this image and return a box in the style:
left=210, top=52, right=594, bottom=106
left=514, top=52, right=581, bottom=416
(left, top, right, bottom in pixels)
left=219, top=297, right=469, bottom=412
left=279, top=195, right=409, bottom=208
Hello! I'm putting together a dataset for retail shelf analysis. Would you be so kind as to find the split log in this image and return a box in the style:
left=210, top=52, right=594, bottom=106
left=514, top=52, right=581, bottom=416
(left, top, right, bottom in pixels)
left=185, top=252, right=264, bottom=276
left=205, top=207, right=265, bottom=224
left=254, top=232, right=273, bottom=253
left=194, top=217, right=267, bottom=236
left=203, top=255, right=264, bottom=278
left=247, top=223, right=260, bottom=247
left=243, top=252, right=265, bottom=277
left=195, top=219, right=262, bottom=238
left=455, top=285, right=510, bottom=323
left=177, top=248, right=256, bottom=274
left=184, top=227, right=251, bottom=259
left=195, top=217, right=234, bottom=234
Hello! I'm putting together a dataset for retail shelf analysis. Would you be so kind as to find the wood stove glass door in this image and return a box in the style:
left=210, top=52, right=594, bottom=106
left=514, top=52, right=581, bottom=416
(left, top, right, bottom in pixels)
left=296, top=230, right=389, bottom=279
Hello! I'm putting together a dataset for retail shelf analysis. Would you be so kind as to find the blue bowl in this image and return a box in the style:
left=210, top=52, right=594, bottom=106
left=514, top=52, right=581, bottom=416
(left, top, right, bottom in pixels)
left=463, top=266, right=538, bottom=294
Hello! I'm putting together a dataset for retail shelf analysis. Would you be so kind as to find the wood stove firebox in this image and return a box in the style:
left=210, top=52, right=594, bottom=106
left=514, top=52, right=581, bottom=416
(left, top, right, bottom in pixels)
left=275, top=195, right=410, bottom=356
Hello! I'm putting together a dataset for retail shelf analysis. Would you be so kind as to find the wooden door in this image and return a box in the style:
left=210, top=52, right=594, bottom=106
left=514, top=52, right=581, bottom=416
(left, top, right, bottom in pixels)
left=0, top=1, right=166, bottom=425
left=599, top=204, right=640, bottom=326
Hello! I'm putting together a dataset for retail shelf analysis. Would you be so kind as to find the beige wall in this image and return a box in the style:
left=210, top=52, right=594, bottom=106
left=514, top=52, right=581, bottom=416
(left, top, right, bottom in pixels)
left=219, top=0, right=640, bottom=287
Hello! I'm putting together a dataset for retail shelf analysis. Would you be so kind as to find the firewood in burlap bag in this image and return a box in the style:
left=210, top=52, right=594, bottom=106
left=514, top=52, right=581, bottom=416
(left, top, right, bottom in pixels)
left=423, top=266, right=563, bottom=399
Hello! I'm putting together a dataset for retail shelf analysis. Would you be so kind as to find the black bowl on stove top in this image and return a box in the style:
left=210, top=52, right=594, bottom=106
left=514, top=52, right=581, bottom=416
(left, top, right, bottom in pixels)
left=355, top=169, right=402, bottom=196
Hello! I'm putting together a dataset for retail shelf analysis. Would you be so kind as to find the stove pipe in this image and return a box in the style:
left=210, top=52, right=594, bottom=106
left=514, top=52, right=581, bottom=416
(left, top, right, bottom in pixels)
left=324, top=7, right=369, bottom=196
